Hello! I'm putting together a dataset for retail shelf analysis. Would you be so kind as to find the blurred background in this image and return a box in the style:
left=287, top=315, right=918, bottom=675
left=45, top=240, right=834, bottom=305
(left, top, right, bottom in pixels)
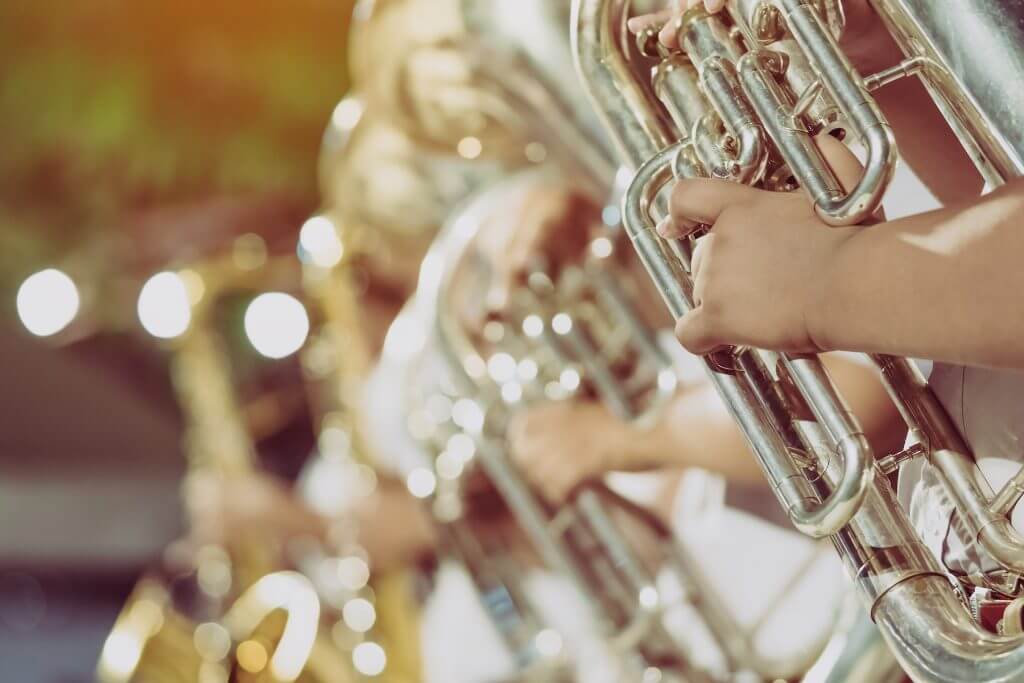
left=0, top=2, right=353, bottom=679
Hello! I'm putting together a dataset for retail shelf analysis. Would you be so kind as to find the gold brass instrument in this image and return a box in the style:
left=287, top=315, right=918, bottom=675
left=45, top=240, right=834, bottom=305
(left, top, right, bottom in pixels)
left=573, top=0, right=1024, bottom=680
left=98, top=251, right=333, bottom=683
left=297, top=211, right=424, bottom=682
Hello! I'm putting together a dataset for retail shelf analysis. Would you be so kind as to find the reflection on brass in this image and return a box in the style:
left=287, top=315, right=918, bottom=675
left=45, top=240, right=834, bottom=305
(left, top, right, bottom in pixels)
left=576, top=0, right=1024, bottom=680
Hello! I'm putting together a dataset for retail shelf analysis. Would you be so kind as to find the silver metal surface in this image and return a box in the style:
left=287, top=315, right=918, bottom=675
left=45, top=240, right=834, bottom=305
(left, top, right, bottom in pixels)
left=574, top=0, right=1024, bottom=680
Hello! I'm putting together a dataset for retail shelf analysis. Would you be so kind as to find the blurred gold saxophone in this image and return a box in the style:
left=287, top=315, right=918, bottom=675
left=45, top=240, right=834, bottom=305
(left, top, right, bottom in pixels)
left=97, top=250, right=344, bottom=683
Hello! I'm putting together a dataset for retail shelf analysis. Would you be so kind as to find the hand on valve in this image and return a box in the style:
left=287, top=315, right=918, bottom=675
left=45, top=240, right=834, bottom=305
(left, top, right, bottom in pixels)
left=507, top=400, right=639, bottom=503
left=663, top=136, right=864, bottom=355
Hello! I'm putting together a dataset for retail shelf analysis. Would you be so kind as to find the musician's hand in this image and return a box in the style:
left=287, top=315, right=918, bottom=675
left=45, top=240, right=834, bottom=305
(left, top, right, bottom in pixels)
left=508, top=400, right=628, bottom=502
left=470, top=184, right=600, bottom=331
left=185, top=471, right=327, bottom=549
left=186, top=472, right=436, bottom=569
left=352, top=480, right=438, bottom=570
left=665, top=135, right=862, bottom=354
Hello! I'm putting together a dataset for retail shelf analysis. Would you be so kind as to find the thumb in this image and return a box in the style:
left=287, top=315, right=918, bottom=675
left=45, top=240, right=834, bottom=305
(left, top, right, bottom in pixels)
left=816, top=133, right=864, bottom=194
left=674, top=306, right=720, bottom=355
left=816, top=133, right=887, bottom=221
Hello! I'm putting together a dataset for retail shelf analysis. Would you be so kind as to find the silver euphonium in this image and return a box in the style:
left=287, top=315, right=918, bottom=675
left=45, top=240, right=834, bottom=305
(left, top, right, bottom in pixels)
left=573, top=0, right=1024, bottom=681
left=411, top=172, right=712, bottom=682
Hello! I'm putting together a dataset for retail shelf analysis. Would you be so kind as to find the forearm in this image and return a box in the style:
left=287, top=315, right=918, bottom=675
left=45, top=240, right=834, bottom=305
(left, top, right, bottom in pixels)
left=813, top=179, right=1024, bottom=369
left=616, top=388, right=765, bottom=485
left=839, top=4, right=983, bottom=204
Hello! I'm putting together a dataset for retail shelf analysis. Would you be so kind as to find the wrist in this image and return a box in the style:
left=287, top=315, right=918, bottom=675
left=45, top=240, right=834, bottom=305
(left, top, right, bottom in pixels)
left=805, top=228, right=859, bottom=353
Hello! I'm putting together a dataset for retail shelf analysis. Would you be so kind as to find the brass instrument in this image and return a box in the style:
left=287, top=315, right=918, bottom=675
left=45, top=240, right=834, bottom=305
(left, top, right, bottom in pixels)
left=98, top=251, right=335, bottom=683
left=573, top=0, right=1024, bottom=680
left=297, top=210, right=424, bottom=682
left=407, top=174, right=700, bottom=682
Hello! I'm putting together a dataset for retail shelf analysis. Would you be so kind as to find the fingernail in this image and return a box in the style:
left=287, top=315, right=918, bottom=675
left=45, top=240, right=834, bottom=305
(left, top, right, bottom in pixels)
left=705, top=0, right=725, bottom=11
left=626, top=17, right=643, bottom=32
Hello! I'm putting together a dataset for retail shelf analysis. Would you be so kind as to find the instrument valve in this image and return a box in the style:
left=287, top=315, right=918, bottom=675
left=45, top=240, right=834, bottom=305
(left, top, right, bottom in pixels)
left=876, top=442, right=928, bottom=477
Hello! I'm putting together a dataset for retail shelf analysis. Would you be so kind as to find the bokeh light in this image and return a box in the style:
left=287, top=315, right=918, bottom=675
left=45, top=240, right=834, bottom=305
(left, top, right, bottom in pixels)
left=137, top=272, right=192, bottom=339
left=352, top=642, right=387, bottom=677
left=298, top=216, right=344, bottom=268
left=244, top=292, right=310, bottom=359
left=16, top=269, right=80, bottom=337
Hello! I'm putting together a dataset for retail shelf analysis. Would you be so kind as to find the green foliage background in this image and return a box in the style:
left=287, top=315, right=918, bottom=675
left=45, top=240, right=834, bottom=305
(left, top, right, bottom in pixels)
left=0, top=0, right=353, bottom=294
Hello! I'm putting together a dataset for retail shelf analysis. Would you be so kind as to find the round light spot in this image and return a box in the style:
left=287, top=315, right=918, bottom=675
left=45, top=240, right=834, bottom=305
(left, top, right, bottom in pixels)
left=517, top=358, right=539, bottom=382
left=138, top=272, right=192, bottom=339
left=590, top=236, right=614, bottom=259
left=522, top=314, right=544, bottom=338
left=352, top=641, right=387, bottom=676
left=16, top=269, right=80, bottom=337
left=445, top=433, right=476, bottom=463
left=342, top=598, right=377, bottom=633
left=299, top=216, right=344, bottom=268
left=551, top=313, right=573, bottom=335
left=244, top=293, right=310, bottom=359
left=601, top=205, right=621, bottom=227
left=487, top=352, right=517, bottom=384
left=501, top=382, right=523, bottom=404
left=236, top=640, right=268, bottom=673
left=406, top=468, right=437, bottom=499
left=436, top=450, right=465, bottom=480
left=452, top=399, right=484, bottom=434
left=559, top=368, right=581, bottom=393
left=337, top=556, right=371, bottom=591
left=534, top=628, right=563, bottom=657
left=639, top=585, right=660, bottom=610
left=194, top=622, right=231, bottom=662
left=457, top=136, right=482, bottom=160
left=642, top=667, right=663, bottom=683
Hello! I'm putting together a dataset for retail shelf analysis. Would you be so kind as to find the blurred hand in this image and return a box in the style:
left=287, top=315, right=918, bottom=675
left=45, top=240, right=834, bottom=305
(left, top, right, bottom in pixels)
left=508, top=400, right=629, bottom=502
left=186, top=472, right=437, bottom=570
left=186, top=471, right=326, bottom=549
left=350, top=480, right=438, bottom=570
left=469, top=184, right=601, bottom=331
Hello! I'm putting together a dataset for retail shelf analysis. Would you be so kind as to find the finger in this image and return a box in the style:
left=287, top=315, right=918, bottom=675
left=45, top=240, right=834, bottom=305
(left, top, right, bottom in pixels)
left=627, top=9, right=674, bottom=34
left=675, top=306, right=720, bottom=354
left=704, top=0, right=726, bottom=12
left=656, top=214, right=697, bottom=239
left=670, top=178, right=762, bottom=226
left=815, top=133, right=864, bottom=193
left=548, top=470, right=578, bottom=504
left=689, top=232, right=714, bottom=280
left=659, top=16, right=679, bottom=48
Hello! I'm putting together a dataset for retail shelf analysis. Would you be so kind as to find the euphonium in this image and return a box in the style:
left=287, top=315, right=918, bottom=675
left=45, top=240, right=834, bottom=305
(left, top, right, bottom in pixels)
left=408, top=173, right=702, bottom=682
left=573, top=0, right=1024, bottom=680
left=98, top=250, right=334, bottom=683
